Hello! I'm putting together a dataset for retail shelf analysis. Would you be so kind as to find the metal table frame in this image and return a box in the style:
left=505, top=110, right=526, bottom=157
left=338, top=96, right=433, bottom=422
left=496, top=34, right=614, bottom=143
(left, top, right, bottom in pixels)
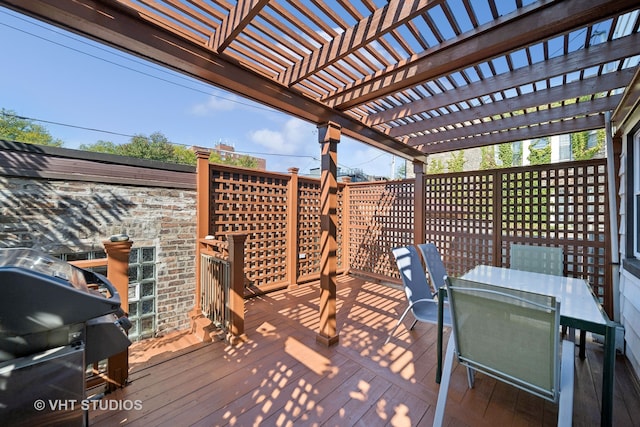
left=436, top=265, right=616, bottom=427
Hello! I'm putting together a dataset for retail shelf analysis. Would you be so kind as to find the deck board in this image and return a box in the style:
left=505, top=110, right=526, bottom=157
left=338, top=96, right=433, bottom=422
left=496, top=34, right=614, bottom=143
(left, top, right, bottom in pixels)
left=89, top=276, right=639, bottom=426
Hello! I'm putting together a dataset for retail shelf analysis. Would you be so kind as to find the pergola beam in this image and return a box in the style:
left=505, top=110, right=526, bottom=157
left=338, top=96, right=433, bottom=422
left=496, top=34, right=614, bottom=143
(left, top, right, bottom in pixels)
left=279, top=0, right=442, bottom=86
left=210, top=0, right=269, bottom=53
left=0, top=0, right=425, bottom=162
left=417, top=114, right=606, bottom=154
left=368, top=33, right=640, bottom=126
left=407, top=95, right=621, bottom=147
left=388, top=70, right=635, bottom=138
left=325, top=0, right=639, bottom=110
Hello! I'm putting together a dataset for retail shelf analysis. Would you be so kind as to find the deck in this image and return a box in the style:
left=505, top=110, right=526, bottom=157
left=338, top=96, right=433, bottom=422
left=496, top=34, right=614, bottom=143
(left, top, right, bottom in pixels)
left=89, top=275, right=639, bottom=426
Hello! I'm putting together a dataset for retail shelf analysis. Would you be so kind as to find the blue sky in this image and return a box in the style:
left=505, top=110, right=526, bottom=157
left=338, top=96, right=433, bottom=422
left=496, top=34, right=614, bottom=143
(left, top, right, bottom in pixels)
left=0, top=8, right=401, bottom=177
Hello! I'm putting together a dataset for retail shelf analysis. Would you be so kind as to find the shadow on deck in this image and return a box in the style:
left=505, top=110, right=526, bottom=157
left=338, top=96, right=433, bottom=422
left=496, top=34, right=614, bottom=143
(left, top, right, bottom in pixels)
left=89, top=275, right=640, bottom=426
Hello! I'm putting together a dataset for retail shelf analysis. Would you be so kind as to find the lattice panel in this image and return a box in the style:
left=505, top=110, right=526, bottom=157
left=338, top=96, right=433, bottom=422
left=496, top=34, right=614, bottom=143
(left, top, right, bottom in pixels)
left=500, top=161, right=610, bottom=301
left=424, top=172, right=495, bottom=277
left=297, top=178, right=321, bottom=279
left=297, top=178, right=344, bottom=281
left=347, top=181, right=414, bottom=279
left=210, top=168, right=289, bottom=289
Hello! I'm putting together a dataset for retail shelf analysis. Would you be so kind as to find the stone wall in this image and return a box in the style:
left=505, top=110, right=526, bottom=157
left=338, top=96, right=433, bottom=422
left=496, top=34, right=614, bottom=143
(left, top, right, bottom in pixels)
left=0, top=141, right=197, bottom=337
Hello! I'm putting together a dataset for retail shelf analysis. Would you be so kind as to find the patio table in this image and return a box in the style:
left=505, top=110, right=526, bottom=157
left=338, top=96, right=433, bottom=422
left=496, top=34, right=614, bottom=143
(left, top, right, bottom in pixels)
left=436, top=265, right=616, bottom=427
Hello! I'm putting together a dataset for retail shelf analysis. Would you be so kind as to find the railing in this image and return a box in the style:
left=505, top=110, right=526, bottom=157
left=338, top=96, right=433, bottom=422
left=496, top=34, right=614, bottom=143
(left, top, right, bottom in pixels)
left=193, top=233, right=247, bottom=344
left=70, top=238, right=133, bottom=392
left=200, top=253, right=230, bottom=329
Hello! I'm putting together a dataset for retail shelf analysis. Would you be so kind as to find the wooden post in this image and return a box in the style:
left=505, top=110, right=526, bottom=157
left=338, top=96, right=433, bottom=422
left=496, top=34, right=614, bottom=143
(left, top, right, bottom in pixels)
left=316, top=122, right=340, bottom=347
left=413, top=160, right=426, bottom=245
left=193, top=150, right=211, bottom=317
left=287, top=167, right=300, bottom=288
left=341, top=177, right=351, bottom=274
left=227, top=233, right=247, bottom=344
left=103, top=238, right=133, bottom=391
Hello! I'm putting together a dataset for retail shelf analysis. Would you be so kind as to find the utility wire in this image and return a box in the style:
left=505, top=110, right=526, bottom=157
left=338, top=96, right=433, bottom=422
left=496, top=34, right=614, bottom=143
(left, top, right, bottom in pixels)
left=0, top=12, right=388, bottom=173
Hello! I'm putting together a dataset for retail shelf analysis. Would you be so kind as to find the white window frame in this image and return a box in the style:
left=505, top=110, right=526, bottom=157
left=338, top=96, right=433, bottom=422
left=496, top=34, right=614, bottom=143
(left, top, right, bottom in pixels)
left=635, top=129, right=640, bottom=258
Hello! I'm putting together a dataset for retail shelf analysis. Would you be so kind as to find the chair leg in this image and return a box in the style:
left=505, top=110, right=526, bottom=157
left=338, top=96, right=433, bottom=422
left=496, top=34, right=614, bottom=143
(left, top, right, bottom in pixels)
left=409, top=318, right=418, bottom=331
left=384, top=306, right=411, bottom=345
left=558, top=340, right=575, bottom=427
left=433, top=334, right=456, bottom=427
left=466, top=367, right=475, bottom=389
left=579, top=330, right=587, bottom=359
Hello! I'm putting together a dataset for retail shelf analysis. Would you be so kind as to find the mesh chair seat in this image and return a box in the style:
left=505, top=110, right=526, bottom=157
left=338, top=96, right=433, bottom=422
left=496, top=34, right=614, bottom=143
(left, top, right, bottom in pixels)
left=433, top=277, right=574, bottom=427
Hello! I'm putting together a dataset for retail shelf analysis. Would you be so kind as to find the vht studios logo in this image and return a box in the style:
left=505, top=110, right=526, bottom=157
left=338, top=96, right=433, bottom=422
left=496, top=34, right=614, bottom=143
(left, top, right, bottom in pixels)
left=33, top=399, right=143, bottom=411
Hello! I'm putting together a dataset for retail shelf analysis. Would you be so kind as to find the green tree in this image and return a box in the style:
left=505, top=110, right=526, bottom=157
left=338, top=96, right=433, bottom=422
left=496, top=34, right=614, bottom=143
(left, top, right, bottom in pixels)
left=208, top=151, right=259, bottom=168
left=528, top=139, right=551, bottom=165
left=396, top=162, right=407, bottom=179
left=480, top=146, right=497, bottom=170
left=571, top=130, right=604, bottom=160
left=427, top=157, right=445, bottom=174
left=498, top=143, right=514, bottom=168
left=0, top=109, right=63, bottom=146
left=81, top=132, right=197, bottom=165
left=447, top=150, right=465, bottom=172
left=79, top=140, right=119, bottom=154
left=172, top=144, right=197, bottom=165
left=120, top=132, right=175, bottom=161
left=233, top=155, right=258, bottom=168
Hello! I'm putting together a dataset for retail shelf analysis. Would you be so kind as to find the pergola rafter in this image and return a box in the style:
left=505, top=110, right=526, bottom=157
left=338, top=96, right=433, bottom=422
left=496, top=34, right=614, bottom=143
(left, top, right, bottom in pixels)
left=2, top=0, right=637, bottom=156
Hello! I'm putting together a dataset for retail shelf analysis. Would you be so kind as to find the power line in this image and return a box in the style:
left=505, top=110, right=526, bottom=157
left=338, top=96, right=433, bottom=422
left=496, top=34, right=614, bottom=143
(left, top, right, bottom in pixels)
left=0, top=12, right=389, bottom=174
left=0, top=11, right=277, bottom=113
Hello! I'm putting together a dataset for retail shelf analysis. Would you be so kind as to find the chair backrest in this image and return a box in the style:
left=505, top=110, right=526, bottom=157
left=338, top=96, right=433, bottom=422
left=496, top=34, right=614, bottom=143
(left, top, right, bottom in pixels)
left=417, top=243, right=447, bottom=293
left=445, top=276, right=561, bottom=402
left=510, top=243, right=564, bottom=276
left=392, top=246, right=433, bottom=303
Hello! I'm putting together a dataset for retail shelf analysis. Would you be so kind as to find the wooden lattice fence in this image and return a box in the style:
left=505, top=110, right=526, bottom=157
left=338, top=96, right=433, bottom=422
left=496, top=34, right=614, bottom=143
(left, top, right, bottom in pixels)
left=344, top=158, right=611, bottom=314
left=202, top=158, right=611, bottom=314
left=205, top=165, right=345, bottom=294
left=346, top=180, right=415, bottom=281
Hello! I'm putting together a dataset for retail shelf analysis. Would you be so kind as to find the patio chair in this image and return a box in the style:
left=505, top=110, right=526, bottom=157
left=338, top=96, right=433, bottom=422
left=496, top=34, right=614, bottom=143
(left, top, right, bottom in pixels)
left=417, top=243, right=448, bottom=296
left=385, top=245, right=451, bottom=345
left=433, top=277, right=574, bottom=427
left=510, top=243, right=564, bottom=276
left=510, top=243, right=585, bottom=355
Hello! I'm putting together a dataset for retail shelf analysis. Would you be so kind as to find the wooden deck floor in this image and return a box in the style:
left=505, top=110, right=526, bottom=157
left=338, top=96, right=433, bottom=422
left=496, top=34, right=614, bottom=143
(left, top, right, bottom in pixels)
left=89, top=275, right=640, bottom=426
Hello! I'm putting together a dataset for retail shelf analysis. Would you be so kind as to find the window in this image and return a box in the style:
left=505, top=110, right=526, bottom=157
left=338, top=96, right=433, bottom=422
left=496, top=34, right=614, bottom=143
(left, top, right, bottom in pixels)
left=128, top=247, right=157, bottom=341
left=56, top=247, right=158, bottom=341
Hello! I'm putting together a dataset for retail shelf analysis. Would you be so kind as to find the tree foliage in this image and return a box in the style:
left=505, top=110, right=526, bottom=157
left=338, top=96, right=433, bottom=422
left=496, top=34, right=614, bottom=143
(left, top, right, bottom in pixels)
left=208, top=151, right=258, bottom=168
left=0, top=109, right=63, bottom=147
left=79, top=140, right=119, bottom=154
left=427, top=157, right=445, bottom=174
left=446, top=150, right=465, bottom=172
left=528, top=139, right=551, bottom=165
left=479, top=146, right=497, bottom=170
left=82, top=132, right=197, bottom=165
left=498, top=143, right=515, bottom=168
left=571, top=129, right=604, bottom=160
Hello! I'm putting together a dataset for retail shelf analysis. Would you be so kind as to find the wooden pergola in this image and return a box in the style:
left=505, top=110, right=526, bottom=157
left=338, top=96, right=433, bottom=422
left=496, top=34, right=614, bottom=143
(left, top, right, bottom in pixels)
left=3, top=0, right=639, bottom=346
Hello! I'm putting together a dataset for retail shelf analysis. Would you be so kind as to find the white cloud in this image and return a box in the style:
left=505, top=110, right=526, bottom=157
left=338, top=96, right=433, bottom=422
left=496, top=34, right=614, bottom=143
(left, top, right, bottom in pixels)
left=249, top=118, right=316, bottom=155
left=189, top=94, right=239, bottom=115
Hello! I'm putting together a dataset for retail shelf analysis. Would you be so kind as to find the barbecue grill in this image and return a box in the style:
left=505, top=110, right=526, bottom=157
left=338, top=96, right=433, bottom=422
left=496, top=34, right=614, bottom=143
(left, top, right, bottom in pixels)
left=0, top=248, right=131, bottom=426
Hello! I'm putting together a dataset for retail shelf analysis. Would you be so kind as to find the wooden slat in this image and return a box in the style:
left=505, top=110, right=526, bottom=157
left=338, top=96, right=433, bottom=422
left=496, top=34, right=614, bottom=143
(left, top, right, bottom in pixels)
left=326, top=0, right=639, bottom=109
left=210, top=0, right=269, bottom=53
left=407, top=95, right=621, bottom=147
left=280, top=0, right=440, bottom=86
left=367, top=33, right=640, bottom=127
left=388, top=69, right=636, bottom=138
left=417, top=114, right=606, bottom=154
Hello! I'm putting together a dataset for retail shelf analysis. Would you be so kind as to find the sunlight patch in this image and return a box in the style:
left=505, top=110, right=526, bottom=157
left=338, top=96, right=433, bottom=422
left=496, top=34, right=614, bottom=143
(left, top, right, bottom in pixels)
left=284, top=337, right=337, bottom=376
